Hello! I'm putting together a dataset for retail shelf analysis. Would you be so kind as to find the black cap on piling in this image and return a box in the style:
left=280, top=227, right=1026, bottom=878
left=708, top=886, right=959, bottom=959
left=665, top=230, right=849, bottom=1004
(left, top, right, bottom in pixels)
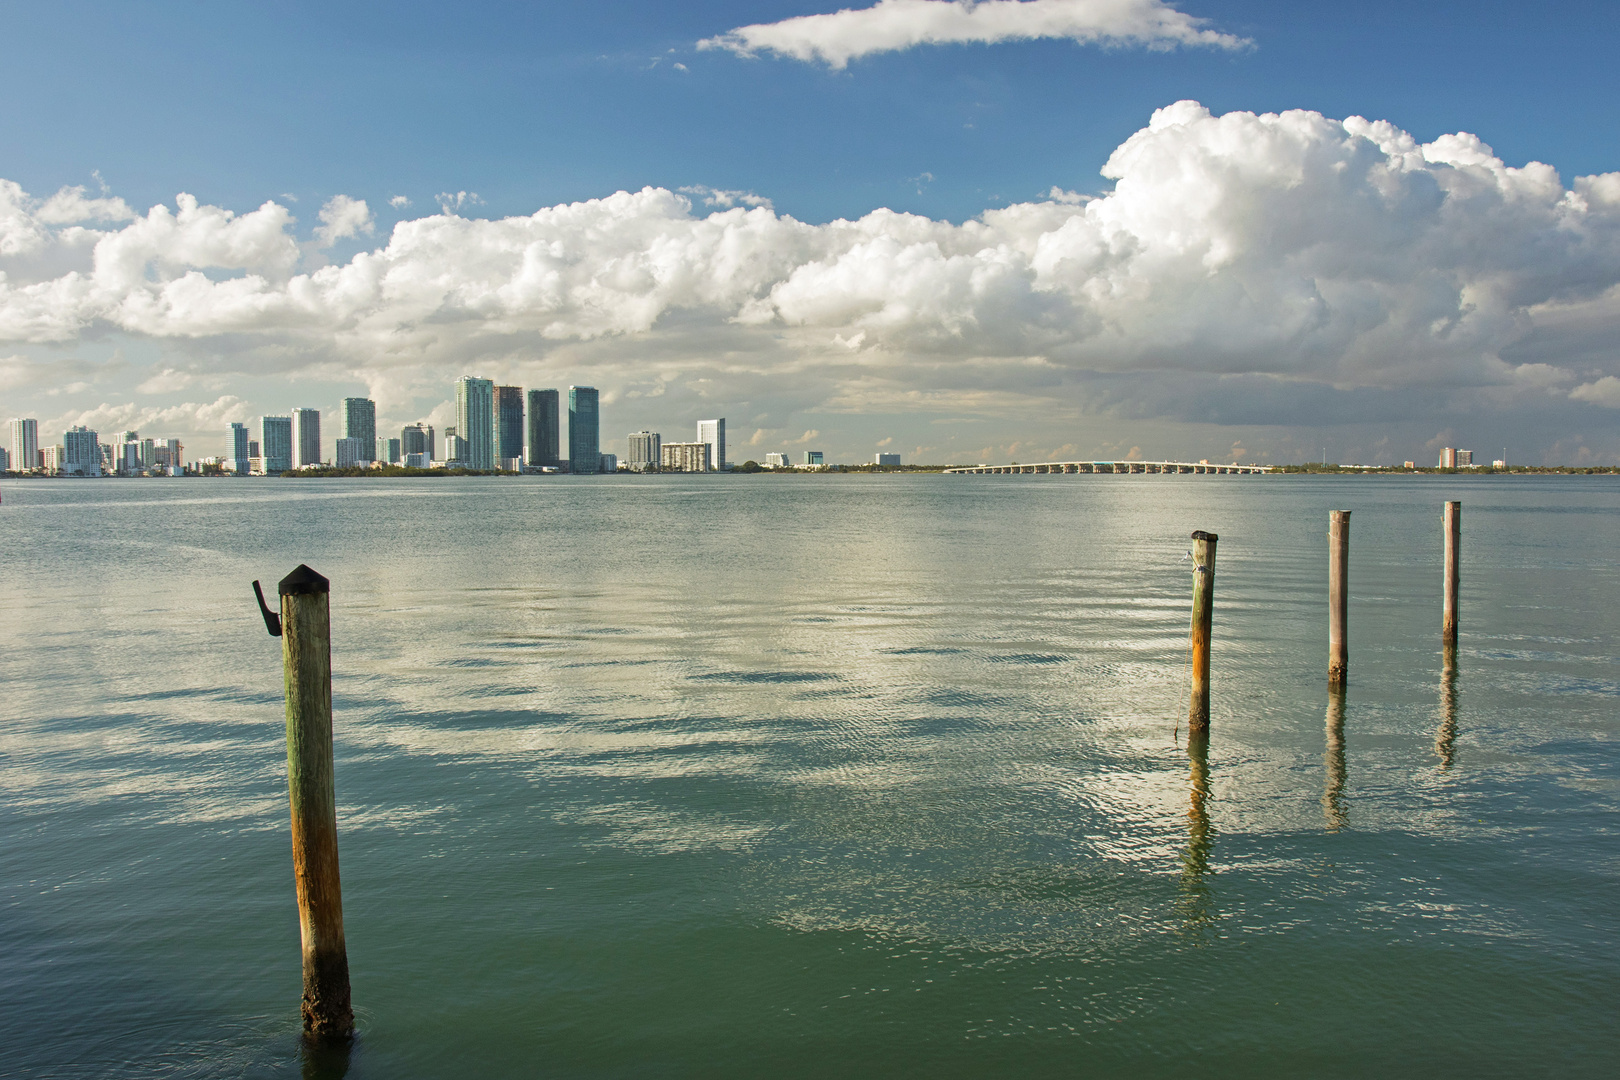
left=1191, top=530, right=1218, bottom=542
left=278, top=564, right=330, bottom=596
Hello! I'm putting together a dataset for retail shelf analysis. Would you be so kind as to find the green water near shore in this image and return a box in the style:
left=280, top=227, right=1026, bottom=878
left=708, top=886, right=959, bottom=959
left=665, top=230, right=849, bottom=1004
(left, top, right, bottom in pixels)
left=1, top=474, right=1616, bottom=1077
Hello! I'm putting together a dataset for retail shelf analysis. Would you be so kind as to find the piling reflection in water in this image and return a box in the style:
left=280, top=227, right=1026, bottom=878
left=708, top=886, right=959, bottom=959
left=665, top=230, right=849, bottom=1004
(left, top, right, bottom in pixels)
left=1176, top=734, right=1215, bottom=940
left=298, top=1032, right=351, bottom=1080
left=1323, top=689, right=1347, bottom=831
left=1436, top=647, right=1459, bottom=769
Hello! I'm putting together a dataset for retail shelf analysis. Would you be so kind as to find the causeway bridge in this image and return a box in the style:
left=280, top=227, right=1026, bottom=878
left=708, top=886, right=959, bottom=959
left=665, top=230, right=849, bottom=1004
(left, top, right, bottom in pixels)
left=945, top=460, right=1274, bottom=476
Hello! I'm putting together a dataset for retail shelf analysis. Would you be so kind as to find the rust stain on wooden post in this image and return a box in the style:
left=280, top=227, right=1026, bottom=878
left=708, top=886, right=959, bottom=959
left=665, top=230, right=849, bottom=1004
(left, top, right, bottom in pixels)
left=279, top=564, right=353, bottom=1039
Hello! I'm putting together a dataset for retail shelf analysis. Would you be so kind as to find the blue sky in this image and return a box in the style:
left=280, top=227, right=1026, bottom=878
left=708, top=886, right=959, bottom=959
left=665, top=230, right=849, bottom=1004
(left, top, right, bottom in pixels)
left=4, top=1, right=1620, bottom=465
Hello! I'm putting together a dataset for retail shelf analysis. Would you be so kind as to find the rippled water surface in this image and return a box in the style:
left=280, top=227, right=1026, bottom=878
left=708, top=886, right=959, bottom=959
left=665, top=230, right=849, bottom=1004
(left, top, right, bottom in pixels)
left=2, top=474, right=1617, bottom=1077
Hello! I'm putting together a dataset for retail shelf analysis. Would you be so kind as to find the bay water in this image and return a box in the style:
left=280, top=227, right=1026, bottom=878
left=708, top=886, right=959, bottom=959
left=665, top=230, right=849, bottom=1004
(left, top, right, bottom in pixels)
left=1, top=474, right=1616, bottom=1077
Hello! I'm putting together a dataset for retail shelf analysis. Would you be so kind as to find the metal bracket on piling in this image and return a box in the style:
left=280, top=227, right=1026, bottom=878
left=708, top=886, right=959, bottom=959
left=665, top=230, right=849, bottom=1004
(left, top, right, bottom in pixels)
left=252, top=580, right=283, bottom=637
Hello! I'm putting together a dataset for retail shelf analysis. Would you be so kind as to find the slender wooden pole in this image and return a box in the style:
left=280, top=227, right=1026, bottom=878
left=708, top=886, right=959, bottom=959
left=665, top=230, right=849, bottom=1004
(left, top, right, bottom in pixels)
left=1442, top=501, right=1461, bottom=648
left=1187, top=531, right=1218, bottom=736
left=279, top=564, right=353, bottom=1039
left=1328, top=510, right=1350, bottom=686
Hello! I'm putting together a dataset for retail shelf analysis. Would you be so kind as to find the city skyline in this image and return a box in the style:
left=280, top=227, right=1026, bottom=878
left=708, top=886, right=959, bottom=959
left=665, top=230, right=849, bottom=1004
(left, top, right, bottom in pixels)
left=3, top=385, right=1532, bottom=475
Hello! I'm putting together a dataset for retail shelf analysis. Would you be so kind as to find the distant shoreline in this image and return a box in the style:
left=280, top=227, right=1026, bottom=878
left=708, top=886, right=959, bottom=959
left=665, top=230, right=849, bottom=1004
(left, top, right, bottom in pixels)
left=5, top=464, right=1618, bottom=479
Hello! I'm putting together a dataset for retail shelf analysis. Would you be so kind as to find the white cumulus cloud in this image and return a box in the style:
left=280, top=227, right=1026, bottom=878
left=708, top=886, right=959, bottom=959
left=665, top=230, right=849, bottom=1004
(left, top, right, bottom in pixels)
left=697, top=0, right=1247, bottom=69
left=314, top=195, right=374, bottom=247
left=4, top=100, right=1620, bottom=455
left=1570, top=376, right=1620, bottom=408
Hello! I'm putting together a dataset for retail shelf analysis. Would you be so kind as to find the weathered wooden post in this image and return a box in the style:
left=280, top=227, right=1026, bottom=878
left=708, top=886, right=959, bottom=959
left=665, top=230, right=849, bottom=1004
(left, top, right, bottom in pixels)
left=1442, top=501, right=1461, bottom=649
left=1188, top=531, right=1218, bottom=736
left=277, top=564, right=353, bottom=1039
left=1328, top=510, right=1350, bottom=686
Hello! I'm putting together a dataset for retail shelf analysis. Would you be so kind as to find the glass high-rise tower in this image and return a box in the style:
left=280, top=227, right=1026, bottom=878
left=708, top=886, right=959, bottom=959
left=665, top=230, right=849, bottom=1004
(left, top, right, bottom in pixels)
left=291, top=408, right=322, bottom=469
left=494, top=386, right=525, bottom=465
left=227, top=422, right=250, bottom=474
left=261, top=416, right=292, bottom=473
left=568, top=386, right=600, bottom=474
left=526, top=389, right=559, bottom=467
left=456, top=377, right=496, bottom=470
left=341, top=398, right=377, bottom=463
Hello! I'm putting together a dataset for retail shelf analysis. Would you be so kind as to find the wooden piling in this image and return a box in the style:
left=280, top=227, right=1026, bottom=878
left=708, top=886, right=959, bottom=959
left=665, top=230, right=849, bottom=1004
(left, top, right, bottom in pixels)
left=1187, top=531, right=1218, bottom=736
left=1328, top=510, right=1350, bottom=686
left=279, top=564, right=353, bottom=1039
left=1442, top=501, right=1461, bottom=648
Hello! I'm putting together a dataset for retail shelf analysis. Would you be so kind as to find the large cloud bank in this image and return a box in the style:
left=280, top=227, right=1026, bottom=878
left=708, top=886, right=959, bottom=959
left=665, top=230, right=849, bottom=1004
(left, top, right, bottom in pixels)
left=5, top=100, right=1620, bottom=421
left=697, top=0, right=1244, bottom=69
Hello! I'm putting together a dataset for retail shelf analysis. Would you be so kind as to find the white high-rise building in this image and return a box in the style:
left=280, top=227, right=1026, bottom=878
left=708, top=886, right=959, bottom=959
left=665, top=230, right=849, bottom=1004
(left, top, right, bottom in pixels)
left=10, top=418, right=39, bottom=472
left=456, top=377, right=496, bottom=470
left=697, top=418, right=726, bottom=471
left=661, top=441, right=711, bottom=472
left=292, top=408, right=322, bottom=468
left=63, top=426, right=102, bottom=476
left=764, top=452, right=788, bottom=469
left=627, top=431, right=661, bottom=471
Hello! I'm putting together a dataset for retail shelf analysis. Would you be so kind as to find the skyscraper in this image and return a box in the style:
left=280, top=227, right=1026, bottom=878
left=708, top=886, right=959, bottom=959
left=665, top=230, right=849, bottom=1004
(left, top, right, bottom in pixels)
left=64, top=426, right=101, bottom=475
left=228, top=422, right=250, bottom=474
left=456, top=377, right=496, bottom=470
left=401, top=423, right=428, bottom=460
left=698, top=418, right=726, bottom=472
left=568, top=386, right=600, bottom=474
left=526, top=389, right=559, bottom=467
left=341, top=398, right=377, bottom=463
left=10, top=418, right=39, bottom=472
left=627, top=431, right=661, bottom=471
left=261, top=416, right=292, bottom=472
left=495, top=386, right=525, bottom=463
left=335, top=438, right=366, bottom=468
left=292, top=408, right=322, bottom=468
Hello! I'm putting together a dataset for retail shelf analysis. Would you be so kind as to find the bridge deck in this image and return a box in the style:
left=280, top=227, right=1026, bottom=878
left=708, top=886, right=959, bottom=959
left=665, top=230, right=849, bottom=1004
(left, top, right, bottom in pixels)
left=944, top=460, right=1274, bottom=476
